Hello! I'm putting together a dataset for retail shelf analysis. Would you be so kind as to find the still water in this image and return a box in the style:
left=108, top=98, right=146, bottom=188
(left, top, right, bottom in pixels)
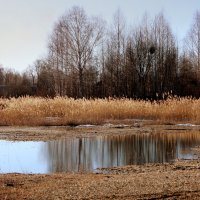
left=0, top=131, right=200, bottom=173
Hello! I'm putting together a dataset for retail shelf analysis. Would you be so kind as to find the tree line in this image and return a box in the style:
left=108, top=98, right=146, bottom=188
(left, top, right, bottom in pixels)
left=0, top=6, right=200, bottom=99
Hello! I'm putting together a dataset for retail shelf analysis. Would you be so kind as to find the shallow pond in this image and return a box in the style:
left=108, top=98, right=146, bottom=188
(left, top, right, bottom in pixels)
left=0, top=131, right=200, bottom=173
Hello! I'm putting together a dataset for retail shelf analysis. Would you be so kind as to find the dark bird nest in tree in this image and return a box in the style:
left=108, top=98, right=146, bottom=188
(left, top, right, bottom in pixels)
left=149, top=46, right=156, bottom=54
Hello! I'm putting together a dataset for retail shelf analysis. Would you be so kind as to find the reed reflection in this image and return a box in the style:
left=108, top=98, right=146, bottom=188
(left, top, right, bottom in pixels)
left=44, top=131, right=200, bottom=173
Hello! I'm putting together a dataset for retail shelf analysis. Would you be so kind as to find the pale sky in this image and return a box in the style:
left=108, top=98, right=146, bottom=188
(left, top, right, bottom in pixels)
left=0, top=0, right=199, bottom=72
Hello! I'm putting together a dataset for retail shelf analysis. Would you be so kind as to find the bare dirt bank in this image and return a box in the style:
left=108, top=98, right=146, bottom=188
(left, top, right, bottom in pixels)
left=1, top=160, right=200, bottom=199
left=0, top=122, right=200, bottom=199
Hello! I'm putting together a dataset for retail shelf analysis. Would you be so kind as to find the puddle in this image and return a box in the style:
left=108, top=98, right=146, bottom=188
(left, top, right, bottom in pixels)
left=0, top=131, right=200, bottom=173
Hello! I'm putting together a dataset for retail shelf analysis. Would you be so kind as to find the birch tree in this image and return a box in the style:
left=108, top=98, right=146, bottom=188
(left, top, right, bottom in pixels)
left=49, top=6, right=105, bottom=97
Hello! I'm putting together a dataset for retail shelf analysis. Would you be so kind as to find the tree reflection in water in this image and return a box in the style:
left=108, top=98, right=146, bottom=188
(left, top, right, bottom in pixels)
left=44, top=131, right=200, bottom=173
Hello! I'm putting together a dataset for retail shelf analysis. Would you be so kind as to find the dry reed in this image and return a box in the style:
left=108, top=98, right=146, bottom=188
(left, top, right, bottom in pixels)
left=0, top=96, right=199, bottom=126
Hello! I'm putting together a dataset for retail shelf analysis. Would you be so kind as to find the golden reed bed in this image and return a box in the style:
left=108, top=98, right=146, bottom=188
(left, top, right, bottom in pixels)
left=0, top=97, right=199, bottom=126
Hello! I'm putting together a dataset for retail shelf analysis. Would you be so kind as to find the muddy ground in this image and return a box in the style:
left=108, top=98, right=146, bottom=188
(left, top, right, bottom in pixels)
left=0, top=119, right=199, bottom=141
left=0, top=120, right=200, bottom=199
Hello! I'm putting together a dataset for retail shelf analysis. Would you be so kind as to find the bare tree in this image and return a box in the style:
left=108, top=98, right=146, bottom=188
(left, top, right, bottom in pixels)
left=184, top=10, right=200, bottom=77
left=48, top=23, right=67, bottom=96
left=152, top=13, right=177, bottom=97
left=25, top=65, right=37, bottom=86
left=0, top=66, right=4, bottom=85
left=131, top=15, right=154, bottom=97
left=178, top=54, right=199, bottom=97
left=48, top=6, right=105, bottom=97
left=102, top=9, right=126, bottom=97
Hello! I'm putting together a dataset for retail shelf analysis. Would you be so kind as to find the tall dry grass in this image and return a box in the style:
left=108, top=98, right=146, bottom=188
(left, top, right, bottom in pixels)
left=0, top=96, right=200, bottom=126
